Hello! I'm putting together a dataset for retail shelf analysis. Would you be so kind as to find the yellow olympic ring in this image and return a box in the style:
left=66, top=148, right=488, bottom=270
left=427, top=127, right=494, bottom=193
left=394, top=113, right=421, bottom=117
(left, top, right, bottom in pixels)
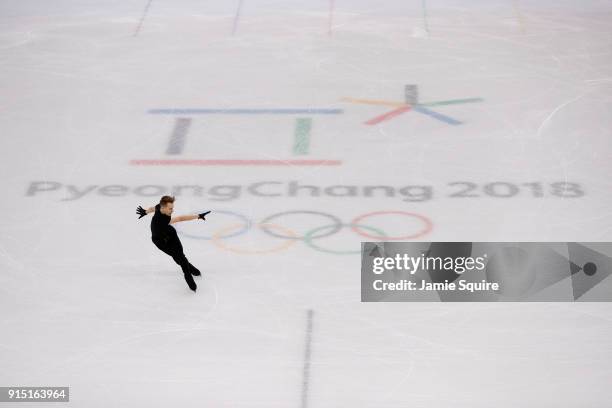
left=211, top=223, right=298, bottom=254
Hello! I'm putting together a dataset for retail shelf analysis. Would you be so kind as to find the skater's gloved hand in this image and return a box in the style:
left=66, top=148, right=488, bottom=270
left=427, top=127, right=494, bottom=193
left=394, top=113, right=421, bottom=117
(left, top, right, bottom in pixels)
left=198, top=211, right=211, bottom=220
left=136, top=206, right=147, bottom=219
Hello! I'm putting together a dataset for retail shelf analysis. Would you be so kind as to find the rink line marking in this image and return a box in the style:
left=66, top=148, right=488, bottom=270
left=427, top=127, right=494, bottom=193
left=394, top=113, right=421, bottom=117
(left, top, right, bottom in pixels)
left=130, top=159, right=341, bottom=166
left=293, top=118, right=312, bottom=155
left=166, top=118, right=191, bottom=155
left=133, top=0, right=153, bottom=37
left=148, top=108, right=343, bottom=115
left=328, top=0, right=335, bottom=36
left=584, top=78, right=612, bottom=83
left=422, top=0, right=430, bottom=34
left=301, top=309, right=314, bottom=408
left=512, top=0, right=526, bottom=34
left=231, top=0, right=244, bottom=36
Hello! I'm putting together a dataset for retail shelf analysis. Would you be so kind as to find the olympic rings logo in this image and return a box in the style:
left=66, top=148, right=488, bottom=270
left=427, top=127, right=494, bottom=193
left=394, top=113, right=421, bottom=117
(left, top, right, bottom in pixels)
left=177, top=210, right=433, bottom=255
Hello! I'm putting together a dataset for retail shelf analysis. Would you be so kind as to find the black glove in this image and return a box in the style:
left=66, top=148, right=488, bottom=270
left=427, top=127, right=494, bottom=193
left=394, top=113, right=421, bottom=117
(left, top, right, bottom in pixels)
left=198, top=211, right=211, bottom=220
left=136, top=206, right=147, bottom=219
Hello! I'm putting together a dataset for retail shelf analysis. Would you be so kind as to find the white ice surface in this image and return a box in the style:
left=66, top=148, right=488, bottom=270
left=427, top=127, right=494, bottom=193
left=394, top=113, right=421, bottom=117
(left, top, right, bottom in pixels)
left=1, top=1, right=612, bottom=407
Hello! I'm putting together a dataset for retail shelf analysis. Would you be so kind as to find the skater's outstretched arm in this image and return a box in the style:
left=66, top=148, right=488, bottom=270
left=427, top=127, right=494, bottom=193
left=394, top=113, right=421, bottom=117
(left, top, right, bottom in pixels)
left=170, top=214, right=198, bottom=224
left=170, top=211, right=211, bottom=224
left=136, top=205, right=157, bottom=219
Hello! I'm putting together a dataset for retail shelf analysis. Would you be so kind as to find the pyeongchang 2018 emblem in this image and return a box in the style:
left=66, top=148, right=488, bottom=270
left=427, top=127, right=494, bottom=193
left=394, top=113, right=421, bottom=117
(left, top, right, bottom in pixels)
left=129, top=84, right=482, bottom=168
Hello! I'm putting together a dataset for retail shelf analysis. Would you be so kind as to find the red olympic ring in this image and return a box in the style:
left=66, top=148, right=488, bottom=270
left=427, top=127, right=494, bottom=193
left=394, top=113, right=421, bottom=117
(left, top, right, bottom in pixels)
left=350, top=211, right=432, bottom=240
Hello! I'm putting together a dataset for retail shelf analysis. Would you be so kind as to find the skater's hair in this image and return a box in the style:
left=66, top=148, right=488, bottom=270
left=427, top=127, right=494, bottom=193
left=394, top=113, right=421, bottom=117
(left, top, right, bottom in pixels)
left=159, top=195, right=175, bottom=207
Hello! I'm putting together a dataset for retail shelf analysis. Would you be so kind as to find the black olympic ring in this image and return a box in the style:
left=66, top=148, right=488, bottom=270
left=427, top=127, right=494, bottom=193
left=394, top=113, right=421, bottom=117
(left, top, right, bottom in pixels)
left=259, top=210, right=343, bottom=240
left=303, top=223, right=388, bottom=255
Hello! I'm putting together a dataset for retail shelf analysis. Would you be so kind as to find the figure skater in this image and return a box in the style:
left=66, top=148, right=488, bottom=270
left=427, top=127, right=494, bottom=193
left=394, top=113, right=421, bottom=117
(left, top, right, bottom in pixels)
left=136, top=196, right=210, bottom=292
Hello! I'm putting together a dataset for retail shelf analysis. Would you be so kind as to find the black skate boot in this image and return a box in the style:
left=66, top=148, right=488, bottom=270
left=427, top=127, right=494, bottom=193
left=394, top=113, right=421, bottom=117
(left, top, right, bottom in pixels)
left=189, top=263, right=201, bottom=276
left=184, top=272, right=197, bottom=292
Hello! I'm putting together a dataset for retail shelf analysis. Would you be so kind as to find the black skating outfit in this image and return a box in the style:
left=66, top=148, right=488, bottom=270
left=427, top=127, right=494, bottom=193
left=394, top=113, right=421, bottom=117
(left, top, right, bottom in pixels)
left=151, top=204, right=200, bottom=291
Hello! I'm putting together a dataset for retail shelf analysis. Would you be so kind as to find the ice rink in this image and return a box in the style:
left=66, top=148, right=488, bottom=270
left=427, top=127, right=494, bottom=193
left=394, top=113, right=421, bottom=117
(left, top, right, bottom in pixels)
left=1, top=0, right=612, bottom=406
